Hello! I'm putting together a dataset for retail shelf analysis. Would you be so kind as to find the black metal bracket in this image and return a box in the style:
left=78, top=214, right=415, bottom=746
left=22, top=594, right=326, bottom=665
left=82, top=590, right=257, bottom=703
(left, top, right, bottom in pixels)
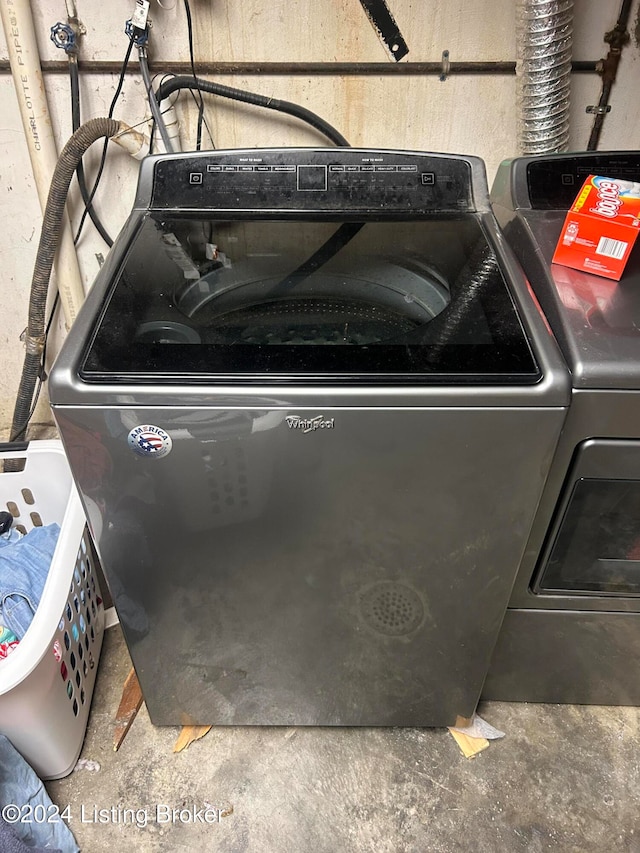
left=358, top=0, right=409, bottom=62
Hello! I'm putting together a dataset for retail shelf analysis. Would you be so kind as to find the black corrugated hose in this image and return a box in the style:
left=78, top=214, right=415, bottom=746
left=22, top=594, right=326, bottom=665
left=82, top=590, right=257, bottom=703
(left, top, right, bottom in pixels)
left=154, top=75, right=350, bottom=147
left=10, top=117, right=121, bottom=443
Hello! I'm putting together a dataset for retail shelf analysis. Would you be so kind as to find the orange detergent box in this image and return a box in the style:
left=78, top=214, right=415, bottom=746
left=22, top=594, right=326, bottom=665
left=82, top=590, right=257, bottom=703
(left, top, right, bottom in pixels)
left=552, top=174, right=640, bottom=280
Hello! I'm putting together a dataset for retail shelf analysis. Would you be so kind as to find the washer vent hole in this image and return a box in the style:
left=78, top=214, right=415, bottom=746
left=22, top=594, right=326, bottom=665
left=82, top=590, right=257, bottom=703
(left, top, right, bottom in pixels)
left=360, top=582, right=424, bottom=636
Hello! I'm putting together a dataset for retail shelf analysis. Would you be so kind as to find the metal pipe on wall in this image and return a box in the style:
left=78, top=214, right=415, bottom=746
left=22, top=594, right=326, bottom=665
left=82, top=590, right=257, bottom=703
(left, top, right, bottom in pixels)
left=0, top=0, right=86, bottom=327
left=517, top=0, right=574, bottom=155
left=586, top=0, right=633, bottom=150
left=0, top=60, right=599, bottom=77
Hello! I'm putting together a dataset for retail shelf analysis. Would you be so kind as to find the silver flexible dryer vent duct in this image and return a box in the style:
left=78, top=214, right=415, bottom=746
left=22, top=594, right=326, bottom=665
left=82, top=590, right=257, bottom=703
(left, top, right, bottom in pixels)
left=517, top=0, right=574, bottom=155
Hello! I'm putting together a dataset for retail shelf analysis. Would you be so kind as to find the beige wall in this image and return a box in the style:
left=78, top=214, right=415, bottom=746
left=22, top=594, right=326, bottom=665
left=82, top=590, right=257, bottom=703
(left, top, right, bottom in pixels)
left=0, top=0, right=639, bottom=434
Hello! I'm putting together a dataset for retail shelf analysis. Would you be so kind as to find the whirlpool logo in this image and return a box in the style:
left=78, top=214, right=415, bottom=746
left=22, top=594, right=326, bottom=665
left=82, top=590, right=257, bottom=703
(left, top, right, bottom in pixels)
left=286, top=415, right=335, bottom=433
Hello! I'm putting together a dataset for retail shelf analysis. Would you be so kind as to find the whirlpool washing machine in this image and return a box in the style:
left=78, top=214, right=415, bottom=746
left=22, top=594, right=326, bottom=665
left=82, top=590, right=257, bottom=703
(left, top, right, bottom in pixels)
left=485, top=151, right=640, bottom=705
left=49, top=148, right=569, bottom=726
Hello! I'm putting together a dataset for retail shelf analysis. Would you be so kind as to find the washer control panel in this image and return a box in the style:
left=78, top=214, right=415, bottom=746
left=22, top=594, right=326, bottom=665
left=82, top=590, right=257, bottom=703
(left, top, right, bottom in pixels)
left=150, top=149, right=474, bottom=213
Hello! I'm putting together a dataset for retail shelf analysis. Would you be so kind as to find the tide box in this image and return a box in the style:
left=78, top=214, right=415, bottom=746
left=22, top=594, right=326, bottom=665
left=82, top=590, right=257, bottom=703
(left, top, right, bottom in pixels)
left=552, top=175, right=640, bottom=280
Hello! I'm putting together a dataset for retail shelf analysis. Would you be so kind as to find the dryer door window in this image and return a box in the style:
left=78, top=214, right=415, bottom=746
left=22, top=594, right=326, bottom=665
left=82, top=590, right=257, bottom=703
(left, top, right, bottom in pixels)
left=535, top=440, right=640, bottom=596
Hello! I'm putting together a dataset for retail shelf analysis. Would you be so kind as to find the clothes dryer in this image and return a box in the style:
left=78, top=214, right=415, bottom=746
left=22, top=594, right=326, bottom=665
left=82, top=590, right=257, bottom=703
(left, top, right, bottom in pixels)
left=486, top=151, right=640, bottom=704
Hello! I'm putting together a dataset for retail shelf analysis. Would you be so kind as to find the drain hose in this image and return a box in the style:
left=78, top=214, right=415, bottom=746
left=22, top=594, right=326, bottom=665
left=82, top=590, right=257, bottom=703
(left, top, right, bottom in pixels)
left=154, top=76, right=350, bottom=147
left=10, top=117, right=122, bottom=442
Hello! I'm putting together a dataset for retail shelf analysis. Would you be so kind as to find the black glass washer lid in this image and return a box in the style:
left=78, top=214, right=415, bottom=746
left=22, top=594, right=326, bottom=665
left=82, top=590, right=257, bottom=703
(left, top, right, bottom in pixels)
left=80, top=216, right=540, bottom=383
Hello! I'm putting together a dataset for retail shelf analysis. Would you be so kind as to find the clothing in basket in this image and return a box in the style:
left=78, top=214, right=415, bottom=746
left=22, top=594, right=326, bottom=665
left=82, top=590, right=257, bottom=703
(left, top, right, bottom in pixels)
left=0, top=524, right=60, bottom=640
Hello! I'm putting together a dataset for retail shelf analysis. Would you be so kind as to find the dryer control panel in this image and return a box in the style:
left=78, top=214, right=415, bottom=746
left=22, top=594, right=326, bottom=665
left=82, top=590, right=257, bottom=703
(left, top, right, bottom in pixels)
left=150, top=149, right=475, bottom=214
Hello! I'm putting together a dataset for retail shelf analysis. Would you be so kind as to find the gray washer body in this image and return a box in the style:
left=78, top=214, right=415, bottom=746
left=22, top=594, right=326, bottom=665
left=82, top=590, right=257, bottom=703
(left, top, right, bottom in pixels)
left=50, top=148, right=568, bottom=726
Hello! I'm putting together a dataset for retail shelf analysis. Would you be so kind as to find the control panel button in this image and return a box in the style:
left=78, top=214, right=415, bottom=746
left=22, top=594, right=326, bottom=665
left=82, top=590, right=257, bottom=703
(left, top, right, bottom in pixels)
left=297, top=165, right=328, bottom=191
left=189, top=172, right=203, bottom=185
left=421, top=173, right=435, bottom=186
left=561, top=173, right=575, bottom=185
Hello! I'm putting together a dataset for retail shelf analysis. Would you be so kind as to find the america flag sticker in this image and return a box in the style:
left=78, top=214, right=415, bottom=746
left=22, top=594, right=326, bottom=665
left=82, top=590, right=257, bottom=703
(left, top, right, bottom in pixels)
left=127, top=424, right=173, bottom=459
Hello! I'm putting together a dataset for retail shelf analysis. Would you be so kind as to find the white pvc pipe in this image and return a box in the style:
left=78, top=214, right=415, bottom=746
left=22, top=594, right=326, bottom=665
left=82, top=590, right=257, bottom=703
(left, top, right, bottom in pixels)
left=0, top=0, right=86, bottom=327
left=155, top=101, right=182, bottom=154
left=112, top=124, right=150, bottom=160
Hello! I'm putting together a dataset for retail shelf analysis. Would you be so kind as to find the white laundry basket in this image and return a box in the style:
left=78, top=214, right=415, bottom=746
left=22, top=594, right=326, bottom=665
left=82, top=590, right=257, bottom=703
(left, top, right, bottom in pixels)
left=0, top=440, right=104, bottom=779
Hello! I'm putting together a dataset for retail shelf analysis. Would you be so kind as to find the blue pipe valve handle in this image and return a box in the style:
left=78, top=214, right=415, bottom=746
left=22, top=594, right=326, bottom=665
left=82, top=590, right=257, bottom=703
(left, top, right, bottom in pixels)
left=125, top=19, right=150, bottom=46
left=50, top=21, right=77, bottom=54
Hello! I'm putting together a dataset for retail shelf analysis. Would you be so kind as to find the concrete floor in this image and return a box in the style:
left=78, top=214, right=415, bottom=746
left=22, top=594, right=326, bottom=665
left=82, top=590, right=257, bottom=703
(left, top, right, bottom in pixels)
left=46, top=625, right=640, bottom=853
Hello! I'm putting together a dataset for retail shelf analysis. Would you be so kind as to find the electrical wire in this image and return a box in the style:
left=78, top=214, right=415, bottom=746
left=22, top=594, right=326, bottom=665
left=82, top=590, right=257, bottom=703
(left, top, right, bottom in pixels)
left=9, top=293, right=60, bottom=442
left=69, top=58, right=114, bottom=246
left=183, top=0, right=206, bottom=150
left=74, top=36, right=134, bottom=245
